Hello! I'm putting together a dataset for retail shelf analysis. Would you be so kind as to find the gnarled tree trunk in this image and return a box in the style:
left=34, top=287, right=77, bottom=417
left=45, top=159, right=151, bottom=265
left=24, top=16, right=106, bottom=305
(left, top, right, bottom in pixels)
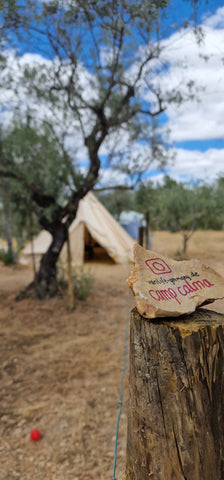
left=34, top=222, right=67, bottom=297
left=18, top=221, right=69, bottom=300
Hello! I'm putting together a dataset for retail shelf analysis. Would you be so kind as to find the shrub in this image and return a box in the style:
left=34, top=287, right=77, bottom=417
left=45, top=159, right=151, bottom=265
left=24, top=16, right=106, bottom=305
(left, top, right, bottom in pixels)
left=0, top=250, right=16, bottom=265
left=57, top=263, right=94, bottom=301
left=72, top=268, right=94, bottom=301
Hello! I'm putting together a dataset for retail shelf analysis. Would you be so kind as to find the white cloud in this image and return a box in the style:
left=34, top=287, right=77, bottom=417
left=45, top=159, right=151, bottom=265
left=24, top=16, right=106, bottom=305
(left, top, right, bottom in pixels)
left=1, top=6, right=224, bottom=186
left=97, top=168, right=129, bottom=188
left=156, top=15, right=224, bottom=143
left=140, top=146, right=224, bottom=185
left=0, top=51, right=99, bottom=158
left=203, top=6, right=224, bottom=28
left=165, top=147, right=224, bottom=183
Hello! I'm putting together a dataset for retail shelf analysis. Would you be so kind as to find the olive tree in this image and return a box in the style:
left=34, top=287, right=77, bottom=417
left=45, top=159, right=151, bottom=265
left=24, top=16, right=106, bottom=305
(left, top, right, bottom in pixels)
left=0, top=0, right=197, bottom=295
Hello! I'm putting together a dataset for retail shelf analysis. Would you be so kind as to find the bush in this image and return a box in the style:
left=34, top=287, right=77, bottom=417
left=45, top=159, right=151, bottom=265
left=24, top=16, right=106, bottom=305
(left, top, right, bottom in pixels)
left=72, top=268, right=94, bottom=301
left=0, top=250, right=16, bottom=265
left=57, top=263, right=94, bottom=301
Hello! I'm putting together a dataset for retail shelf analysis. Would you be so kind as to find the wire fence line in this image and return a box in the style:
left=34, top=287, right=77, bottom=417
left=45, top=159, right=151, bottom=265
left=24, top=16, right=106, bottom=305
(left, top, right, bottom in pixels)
left=111, top=289, right=130, bottom=480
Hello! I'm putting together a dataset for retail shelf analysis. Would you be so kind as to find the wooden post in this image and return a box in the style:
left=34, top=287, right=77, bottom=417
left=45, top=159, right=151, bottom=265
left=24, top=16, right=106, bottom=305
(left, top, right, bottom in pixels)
left=126, top=307, right=224, bottom=480
left=67, top=232, right=75, bottom=310
left=145, top=211, right=152, bottom=250
left=138, top=226, right=144, bottom=247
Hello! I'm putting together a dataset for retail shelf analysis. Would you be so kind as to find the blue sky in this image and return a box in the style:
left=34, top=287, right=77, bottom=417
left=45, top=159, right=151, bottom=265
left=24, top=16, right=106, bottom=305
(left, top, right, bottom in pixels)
left=150, top=1, right=224, bottom=185
left=1, top=1, right=224, bottom=187
left=100, top=2, right=224, bottom=186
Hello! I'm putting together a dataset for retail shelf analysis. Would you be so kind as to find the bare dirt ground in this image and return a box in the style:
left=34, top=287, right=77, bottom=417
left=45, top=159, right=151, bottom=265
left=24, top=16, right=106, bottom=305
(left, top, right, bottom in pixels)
left=0, top=230, right=224, bottom=480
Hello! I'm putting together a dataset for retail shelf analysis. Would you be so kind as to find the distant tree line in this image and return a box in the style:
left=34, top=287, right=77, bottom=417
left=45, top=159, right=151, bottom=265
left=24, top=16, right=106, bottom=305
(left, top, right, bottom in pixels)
left=97, top=175, right=224, bottom=254
left=98, top=175, right=224, bottom=229
left=1, top=174, right=223, bottom=259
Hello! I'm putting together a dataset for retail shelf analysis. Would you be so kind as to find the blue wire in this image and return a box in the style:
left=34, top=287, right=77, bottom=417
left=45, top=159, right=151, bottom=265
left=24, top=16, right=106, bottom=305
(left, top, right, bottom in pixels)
left=112, top=290, right=130, bottom=480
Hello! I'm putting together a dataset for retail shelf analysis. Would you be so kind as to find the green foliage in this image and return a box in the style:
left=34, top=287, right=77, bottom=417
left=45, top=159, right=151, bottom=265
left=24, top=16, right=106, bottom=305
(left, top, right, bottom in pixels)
left=1, top=121, right=80, bottom=205
left=214, top=176, right=224, bottom=229
left=96, top=190, right=135, bottom=220
left=0, top=119, right=84, bottom=246
left=57, top=264, right=95, bottom=301
left=98, top=175, right=224, bottom=237
left=0, top=249, right=15, bottom=265
left=135, top=180, right=158, bottom=227
left=152, top=176, right=200, bottom=232
left=135, top=175, right=224, bottom=254
left=0, top=120, right=79, bottom=254
left=135, top=175, right=224, bottom=232
left=72, top=268, right=94, bottom=301
left=0, top=179, right=40, bottom=251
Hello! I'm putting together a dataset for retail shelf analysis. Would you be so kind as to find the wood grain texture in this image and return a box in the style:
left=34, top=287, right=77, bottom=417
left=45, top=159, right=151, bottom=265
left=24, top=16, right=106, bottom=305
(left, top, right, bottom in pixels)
left=126, top=308, right=224, bottom=480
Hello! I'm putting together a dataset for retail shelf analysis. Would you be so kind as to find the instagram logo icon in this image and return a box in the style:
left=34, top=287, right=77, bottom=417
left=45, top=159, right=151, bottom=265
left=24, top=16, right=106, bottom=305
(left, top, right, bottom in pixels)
left=145, top=258, right=172, bottom=275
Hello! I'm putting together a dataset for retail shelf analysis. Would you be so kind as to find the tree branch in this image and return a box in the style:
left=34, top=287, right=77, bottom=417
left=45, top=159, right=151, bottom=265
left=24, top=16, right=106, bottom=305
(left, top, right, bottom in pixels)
left=139, top=105, right=165, bottom=116
left=93, top=184, right=134, bottom=192
left=0, top=168, right=22, bottom=182
left=134, top=46, right=160, bottom=86
left=76, top=0, right=101, bottom=67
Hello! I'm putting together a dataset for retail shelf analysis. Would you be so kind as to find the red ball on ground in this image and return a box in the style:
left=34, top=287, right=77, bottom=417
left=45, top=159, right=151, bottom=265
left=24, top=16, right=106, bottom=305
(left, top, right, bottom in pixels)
left=30, top=429, right=41, bottom=441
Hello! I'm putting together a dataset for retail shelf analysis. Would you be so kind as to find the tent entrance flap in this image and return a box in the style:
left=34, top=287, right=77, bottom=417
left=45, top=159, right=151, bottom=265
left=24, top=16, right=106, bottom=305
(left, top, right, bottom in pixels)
left=84, top=228, right=114, bottom=263
left=20, top=192, right=134, bottom=266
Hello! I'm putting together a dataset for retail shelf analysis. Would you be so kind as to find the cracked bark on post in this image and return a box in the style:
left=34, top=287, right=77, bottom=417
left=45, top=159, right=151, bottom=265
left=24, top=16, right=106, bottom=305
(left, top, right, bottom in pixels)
left=126, top=307, right=224, bottom=480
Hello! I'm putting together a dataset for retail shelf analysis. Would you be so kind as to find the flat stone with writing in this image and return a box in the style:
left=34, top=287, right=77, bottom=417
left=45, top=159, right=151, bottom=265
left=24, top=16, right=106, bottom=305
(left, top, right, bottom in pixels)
left=127, top=244, right=224, bottom=319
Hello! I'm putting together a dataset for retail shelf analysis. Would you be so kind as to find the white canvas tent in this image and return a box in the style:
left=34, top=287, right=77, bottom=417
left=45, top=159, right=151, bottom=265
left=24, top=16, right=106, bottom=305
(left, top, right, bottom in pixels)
left=20, top=192, right=134, bottom=266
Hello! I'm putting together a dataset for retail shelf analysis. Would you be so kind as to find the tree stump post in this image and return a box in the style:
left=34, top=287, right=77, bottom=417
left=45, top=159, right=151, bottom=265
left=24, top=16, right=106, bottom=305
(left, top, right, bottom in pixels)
left=126, top=307, right=224, bottom=480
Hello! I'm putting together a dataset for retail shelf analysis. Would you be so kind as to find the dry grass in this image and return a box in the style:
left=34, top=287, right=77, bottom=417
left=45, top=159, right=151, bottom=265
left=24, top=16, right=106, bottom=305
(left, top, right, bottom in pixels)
left=0, top=230, right=224, bottom=480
